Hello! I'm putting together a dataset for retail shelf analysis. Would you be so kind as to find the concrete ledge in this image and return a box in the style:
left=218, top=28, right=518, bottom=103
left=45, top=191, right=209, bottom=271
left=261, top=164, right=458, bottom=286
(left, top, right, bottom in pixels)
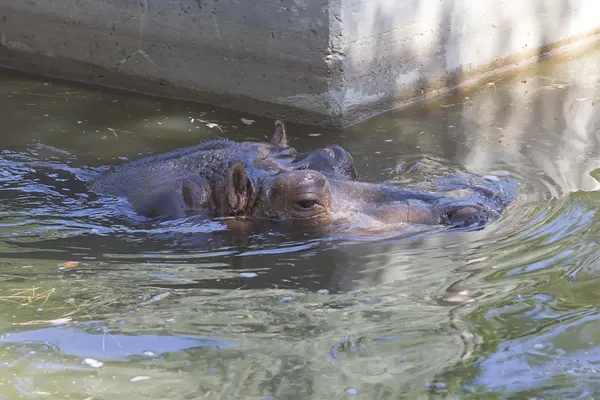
left=1, top=0, right=600, bottom=128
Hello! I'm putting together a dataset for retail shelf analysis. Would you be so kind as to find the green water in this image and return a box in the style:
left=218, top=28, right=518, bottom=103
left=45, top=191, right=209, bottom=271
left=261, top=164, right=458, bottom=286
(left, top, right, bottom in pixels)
left=1, top=45, right=599, bottom=399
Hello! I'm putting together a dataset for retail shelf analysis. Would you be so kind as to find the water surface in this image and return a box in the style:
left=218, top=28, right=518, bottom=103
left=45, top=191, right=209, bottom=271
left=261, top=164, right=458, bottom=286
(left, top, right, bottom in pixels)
left=1, top=45, right=600, bottom=399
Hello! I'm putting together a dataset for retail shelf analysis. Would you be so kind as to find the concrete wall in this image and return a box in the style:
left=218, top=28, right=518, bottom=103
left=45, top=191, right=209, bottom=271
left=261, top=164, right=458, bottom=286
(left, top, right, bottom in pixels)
left=1, top=0, right=600, bottom=128
left=0, top=0, right=335, bottom=125
left=330, top=0, right=600, bottom=126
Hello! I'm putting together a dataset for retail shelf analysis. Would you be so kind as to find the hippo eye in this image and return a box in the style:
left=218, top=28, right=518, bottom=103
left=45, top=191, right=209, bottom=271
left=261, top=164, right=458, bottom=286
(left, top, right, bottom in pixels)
left=294, top=200, right=319, bottom=211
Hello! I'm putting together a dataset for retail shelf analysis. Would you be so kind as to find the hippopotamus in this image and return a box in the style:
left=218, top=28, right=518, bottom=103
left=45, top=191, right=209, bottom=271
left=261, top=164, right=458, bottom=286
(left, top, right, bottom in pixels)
left=88, top=120, right=516, bottom=230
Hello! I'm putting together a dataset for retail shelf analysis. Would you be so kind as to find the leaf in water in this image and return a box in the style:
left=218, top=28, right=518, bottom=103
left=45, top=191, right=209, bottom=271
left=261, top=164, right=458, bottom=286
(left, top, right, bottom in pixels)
left=591, top=168, right=600, bottom=183
left=60, top=261, right=79, bottom=269
left=241, top=118, right=255, bottom=125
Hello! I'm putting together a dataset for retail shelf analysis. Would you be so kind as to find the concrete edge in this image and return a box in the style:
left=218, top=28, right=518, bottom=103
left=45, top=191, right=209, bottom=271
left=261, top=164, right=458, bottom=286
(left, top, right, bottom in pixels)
left=0, top=46, right=336, bottom=128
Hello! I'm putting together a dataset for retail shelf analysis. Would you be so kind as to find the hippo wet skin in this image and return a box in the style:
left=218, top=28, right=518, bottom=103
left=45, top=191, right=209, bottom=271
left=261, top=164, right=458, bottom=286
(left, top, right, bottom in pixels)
left=89, top=121, right=516, bottom=229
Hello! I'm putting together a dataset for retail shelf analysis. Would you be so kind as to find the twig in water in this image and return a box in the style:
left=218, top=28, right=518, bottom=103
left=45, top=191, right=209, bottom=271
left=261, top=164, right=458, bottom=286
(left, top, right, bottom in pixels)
left=106, top=127, right=134, bottom=138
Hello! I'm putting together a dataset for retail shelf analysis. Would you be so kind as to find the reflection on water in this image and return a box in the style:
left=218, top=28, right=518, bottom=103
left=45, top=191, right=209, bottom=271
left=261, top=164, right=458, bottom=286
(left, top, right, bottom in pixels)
left=1, top=43, right=600, bottom=398
left=0, top=327, right=234, bottom=360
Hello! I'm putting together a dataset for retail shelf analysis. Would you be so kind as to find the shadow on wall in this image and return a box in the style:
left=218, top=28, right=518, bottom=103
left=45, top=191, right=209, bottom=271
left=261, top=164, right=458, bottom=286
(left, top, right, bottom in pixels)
left=338, top=0, right=600, bottom=123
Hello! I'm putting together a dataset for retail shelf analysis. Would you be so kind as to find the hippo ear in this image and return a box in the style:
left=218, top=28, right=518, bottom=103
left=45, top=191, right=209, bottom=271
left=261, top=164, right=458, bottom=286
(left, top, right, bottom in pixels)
left=270, top=120, right=288, bottom=147
left=226, top=163, right=252, bottom=213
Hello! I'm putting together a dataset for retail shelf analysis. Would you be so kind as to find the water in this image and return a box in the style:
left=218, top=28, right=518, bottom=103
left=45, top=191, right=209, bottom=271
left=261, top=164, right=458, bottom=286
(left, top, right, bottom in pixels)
left=1, top=43, right=599, bottom=399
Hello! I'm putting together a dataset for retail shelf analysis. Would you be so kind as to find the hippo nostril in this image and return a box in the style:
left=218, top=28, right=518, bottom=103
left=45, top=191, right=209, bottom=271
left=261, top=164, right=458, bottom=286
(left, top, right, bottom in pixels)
left=439, top=204, right=490, bottom=228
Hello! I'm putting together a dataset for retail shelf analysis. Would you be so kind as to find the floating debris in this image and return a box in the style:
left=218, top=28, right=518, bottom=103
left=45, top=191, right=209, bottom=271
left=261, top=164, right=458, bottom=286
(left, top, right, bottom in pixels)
left=84, top=358, right=103, bottom=368
left=50, top=317, right=72, bottom=326
left=0, top=286, right=55, bottom=307
left=483, top=175, right=500, bottom=181
left=408, top=162, right=423, bottom=173
left=240, top=118, right=255, bottom=125
left=130, top=376, right=151, bottom=382
left=490, top=170, right=511, bottom=177
left=239, top=272, right=258, bottom=278
left=106, top=127, right=133, bottom=138
left=346, top=388, right=358, bottom=395
left=139, top=292, right=170, bottom=306
left=467, top=257, right=488, bottom=264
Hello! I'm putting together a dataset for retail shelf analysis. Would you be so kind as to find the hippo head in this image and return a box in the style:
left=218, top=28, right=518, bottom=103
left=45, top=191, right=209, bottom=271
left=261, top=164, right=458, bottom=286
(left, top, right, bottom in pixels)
left=219, top=163, right=333, bottom=222
left=217, top=160, right=502, bottom=230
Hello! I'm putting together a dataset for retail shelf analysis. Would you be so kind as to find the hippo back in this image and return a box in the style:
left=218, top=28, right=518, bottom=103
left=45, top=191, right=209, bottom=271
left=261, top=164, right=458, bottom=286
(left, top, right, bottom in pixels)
left=88, top=140, right=280, bottom=207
